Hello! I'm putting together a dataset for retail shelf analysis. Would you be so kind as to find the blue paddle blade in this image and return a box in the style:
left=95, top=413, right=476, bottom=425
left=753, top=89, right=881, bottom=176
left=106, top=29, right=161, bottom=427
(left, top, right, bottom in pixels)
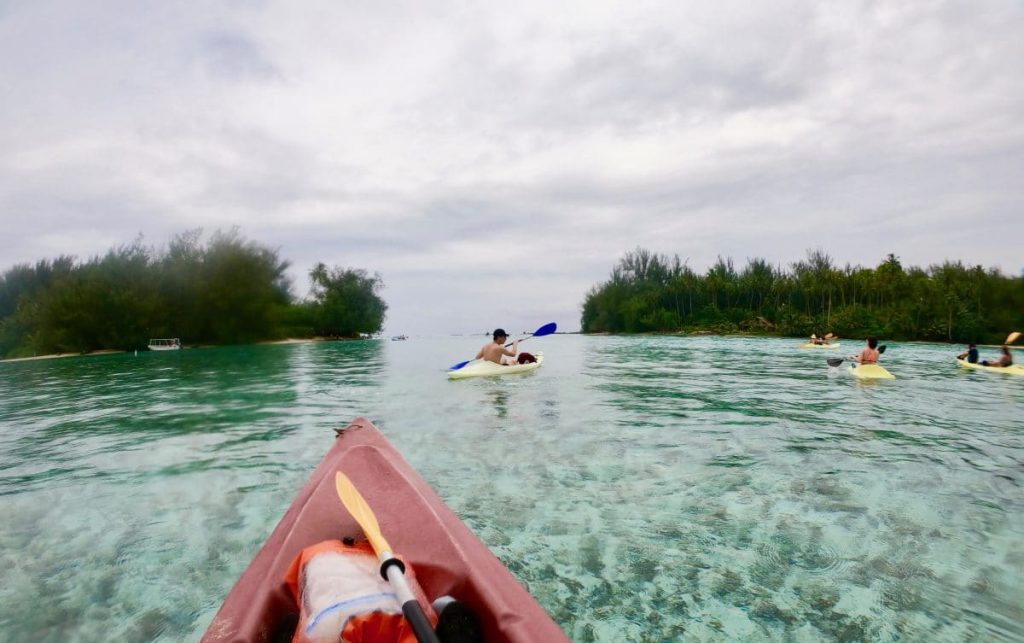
left=448, top=359, right=472, bottom=371
left=533, top=322, right=557, bottom=337
left=504, top=322, right=557, bottom=346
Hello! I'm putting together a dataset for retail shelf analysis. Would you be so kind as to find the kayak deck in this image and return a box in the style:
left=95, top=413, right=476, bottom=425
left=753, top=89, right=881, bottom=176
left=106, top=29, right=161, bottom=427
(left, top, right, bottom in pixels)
left=956, top=358, right=1024, bottom=375
left=448, top=352, right=544, bottom=380
left=848, top=363, right=895, bottom=380
left=203, top=418, right=566, bottom=642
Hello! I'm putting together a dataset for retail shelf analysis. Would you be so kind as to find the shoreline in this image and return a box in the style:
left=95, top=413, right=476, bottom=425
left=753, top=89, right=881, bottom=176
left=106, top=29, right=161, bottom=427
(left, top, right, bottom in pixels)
left=0, top=349, right=125, bottom=363
left=0, top=337, right=335, bottom=363
left=4, top=334, right=1013, bottom=364
left=581, top=331, right=1019, bottom=348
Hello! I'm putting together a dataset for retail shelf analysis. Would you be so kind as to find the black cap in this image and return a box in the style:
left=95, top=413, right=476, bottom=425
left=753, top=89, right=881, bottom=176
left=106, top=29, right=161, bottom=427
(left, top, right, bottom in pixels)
left=493, top=328, right=508, bottom=339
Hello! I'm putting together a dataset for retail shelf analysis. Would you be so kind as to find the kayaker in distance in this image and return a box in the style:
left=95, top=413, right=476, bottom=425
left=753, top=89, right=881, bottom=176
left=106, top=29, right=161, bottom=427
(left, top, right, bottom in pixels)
left=476, top=328, right=519, bottom=365
left=957, top=343, right=979, bottom=364
left=981, top=345, right=1014, bottom=368
left=852, top=337, right=880, bottom=364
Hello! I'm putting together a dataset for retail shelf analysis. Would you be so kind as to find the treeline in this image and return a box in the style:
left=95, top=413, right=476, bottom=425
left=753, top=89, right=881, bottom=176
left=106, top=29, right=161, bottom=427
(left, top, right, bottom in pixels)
left=0, top=230, right=387, bottom=358
left=581, top=248, right=1024, bottom=344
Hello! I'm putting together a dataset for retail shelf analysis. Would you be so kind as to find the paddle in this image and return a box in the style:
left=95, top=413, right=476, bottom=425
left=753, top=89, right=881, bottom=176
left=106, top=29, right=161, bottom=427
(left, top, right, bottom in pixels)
left=1006, top=331, right=1021, bottom=345
left=448, top=322, right=557, bottom=371
left=335, top=472, right=441, bottom=643
left=828, top=345, right=886, bottom=368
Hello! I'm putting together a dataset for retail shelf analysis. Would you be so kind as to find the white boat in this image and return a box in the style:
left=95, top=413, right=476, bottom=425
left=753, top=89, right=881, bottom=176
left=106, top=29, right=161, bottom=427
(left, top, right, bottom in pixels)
left=148, top=338, right=181, bottom=351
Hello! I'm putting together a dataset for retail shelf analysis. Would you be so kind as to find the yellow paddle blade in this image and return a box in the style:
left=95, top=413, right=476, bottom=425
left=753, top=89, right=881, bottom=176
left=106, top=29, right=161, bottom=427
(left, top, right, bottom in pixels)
left=825, top=333, right=834, bottom=339
left=1006, top=331, right=1021, bottom=345
left=335, top=471, right=392, bottom=556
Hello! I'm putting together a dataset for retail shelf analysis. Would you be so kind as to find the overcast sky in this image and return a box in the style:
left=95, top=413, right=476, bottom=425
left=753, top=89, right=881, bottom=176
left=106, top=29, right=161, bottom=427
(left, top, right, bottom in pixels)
left=2, top=0, right=1022, bottom=335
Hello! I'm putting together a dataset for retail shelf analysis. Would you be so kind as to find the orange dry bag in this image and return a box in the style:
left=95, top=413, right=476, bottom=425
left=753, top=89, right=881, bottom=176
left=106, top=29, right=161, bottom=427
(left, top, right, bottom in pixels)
left=284, top=540, right=436, bottom=643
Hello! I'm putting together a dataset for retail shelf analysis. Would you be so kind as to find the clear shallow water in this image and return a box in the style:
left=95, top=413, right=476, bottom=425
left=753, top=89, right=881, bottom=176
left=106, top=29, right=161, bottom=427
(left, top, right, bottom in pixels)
left=1, top=336, right=1022, bottom=642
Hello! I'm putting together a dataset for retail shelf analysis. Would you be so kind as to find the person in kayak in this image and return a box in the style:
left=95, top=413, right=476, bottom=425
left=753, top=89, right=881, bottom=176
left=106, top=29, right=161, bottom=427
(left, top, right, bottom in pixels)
left=981, top=345, right=1013, bottom=368
left=957, top=343, right=979, bottom=364
left=476, top=328, right=519, bottom=365
left=852, top=337, right=880, bottom=364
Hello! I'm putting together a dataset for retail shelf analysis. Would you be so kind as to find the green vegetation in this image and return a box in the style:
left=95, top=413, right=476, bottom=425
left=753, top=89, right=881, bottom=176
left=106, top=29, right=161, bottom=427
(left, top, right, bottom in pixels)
left=581, top=248, right=1024, bottom=344
left=296, top=263, right=388, bottom=339
left=0, top=230, right=388, bottom=358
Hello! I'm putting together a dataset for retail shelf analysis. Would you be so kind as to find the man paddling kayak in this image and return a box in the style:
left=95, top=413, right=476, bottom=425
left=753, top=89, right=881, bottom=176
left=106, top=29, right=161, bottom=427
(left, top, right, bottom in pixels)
left=476, top=329, right=519, bottom=365
left=957, top=343, right=979, bottom=364
left=981, top=345, right=1014, bottom=368
left=852, top=337, right=881, bottom=364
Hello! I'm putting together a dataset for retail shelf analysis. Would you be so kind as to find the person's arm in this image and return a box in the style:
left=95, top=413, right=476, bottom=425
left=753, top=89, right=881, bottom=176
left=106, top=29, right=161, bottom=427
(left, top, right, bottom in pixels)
left=502, top=339, right=519, bottom=357
left=474, top=346, right=485, bottom=360
left=957, top=351, right=967, bottom=359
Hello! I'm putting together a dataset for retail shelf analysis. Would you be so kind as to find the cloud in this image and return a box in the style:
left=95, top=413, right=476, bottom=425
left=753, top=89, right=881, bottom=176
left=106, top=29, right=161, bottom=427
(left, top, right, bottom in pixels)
left=2, top=0, right=1023, bottom=333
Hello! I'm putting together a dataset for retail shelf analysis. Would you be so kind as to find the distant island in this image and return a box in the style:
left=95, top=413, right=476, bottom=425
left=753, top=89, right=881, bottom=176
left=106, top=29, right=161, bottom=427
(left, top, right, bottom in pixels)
left=580, top=248, right=1024, bottom=345
left=0, top=229, right=387, bottom=360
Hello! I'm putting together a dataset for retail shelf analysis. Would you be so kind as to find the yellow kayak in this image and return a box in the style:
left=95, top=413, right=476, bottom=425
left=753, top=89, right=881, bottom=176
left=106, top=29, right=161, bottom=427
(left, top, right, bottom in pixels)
left=801, top=343, right=841, bottom=349
left=956, top=358, right=1024, bottom=375
left=848, top=363, right=895, bottom=380
left=448, top=352, right=544, bottom=380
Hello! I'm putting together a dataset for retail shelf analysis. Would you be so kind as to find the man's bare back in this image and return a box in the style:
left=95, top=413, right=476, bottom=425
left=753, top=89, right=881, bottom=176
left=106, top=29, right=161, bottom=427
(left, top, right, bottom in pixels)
left=477, top=329, right=518, bottom=365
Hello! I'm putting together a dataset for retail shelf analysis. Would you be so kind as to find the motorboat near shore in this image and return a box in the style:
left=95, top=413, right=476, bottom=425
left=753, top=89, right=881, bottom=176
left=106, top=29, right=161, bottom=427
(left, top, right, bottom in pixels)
left=147, top=338, right=180, bottom=351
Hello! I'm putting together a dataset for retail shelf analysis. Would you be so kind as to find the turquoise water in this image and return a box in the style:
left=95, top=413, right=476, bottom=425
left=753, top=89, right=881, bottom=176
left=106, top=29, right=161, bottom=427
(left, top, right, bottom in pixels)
left=1, top=336, right=1022, bottom=642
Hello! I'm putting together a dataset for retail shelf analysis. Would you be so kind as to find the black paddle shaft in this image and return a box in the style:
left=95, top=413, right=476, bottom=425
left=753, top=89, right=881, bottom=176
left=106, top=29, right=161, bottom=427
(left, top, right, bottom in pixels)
left=402, top=600, right=441, bottom=643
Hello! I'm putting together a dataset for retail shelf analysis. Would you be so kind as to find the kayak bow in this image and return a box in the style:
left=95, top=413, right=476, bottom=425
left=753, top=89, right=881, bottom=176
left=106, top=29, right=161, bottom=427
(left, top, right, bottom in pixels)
left=202, top=418, right=567, bottom=642
left=848, top=363, right=896, bottom=380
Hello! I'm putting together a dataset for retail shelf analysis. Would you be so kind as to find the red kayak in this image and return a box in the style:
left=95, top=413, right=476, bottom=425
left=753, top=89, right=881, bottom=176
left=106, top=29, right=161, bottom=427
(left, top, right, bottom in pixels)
left=203, top=417, right=567, bottom=642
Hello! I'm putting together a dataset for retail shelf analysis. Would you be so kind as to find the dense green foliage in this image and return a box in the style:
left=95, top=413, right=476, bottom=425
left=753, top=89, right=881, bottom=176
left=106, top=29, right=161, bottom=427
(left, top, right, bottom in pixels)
left=305, top=263, right=388, bottom=338
left=581, top=248, right=1024, bottom=344
left=0, top=230, right=388, bottom=358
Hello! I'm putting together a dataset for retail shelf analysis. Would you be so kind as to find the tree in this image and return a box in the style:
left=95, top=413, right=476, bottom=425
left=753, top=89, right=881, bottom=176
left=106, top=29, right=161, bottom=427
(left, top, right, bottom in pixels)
left=197, top=229, right=292, bottom=344
left=579, top=247, right=1024, bottom=343
left=308, top=263, right=387, bottom=337
left=0, top=230, right=309, bottom=357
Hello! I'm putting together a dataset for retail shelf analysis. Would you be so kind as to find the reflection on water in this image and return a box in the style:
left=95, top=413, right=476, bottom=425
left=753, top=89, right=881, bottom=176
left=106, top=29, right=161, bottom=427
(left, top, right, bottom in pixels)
left=490, top=388, right=510, bottom=418
left=1, top=336, right=1022, bottom=641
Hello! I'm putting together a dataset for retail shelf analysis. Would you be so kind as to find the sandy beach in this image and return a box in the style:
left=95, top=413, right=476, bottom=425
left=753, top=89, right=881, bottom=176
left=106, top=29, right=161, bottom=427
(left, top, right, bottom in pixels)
left=0, top=349, right=125, bottom=364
